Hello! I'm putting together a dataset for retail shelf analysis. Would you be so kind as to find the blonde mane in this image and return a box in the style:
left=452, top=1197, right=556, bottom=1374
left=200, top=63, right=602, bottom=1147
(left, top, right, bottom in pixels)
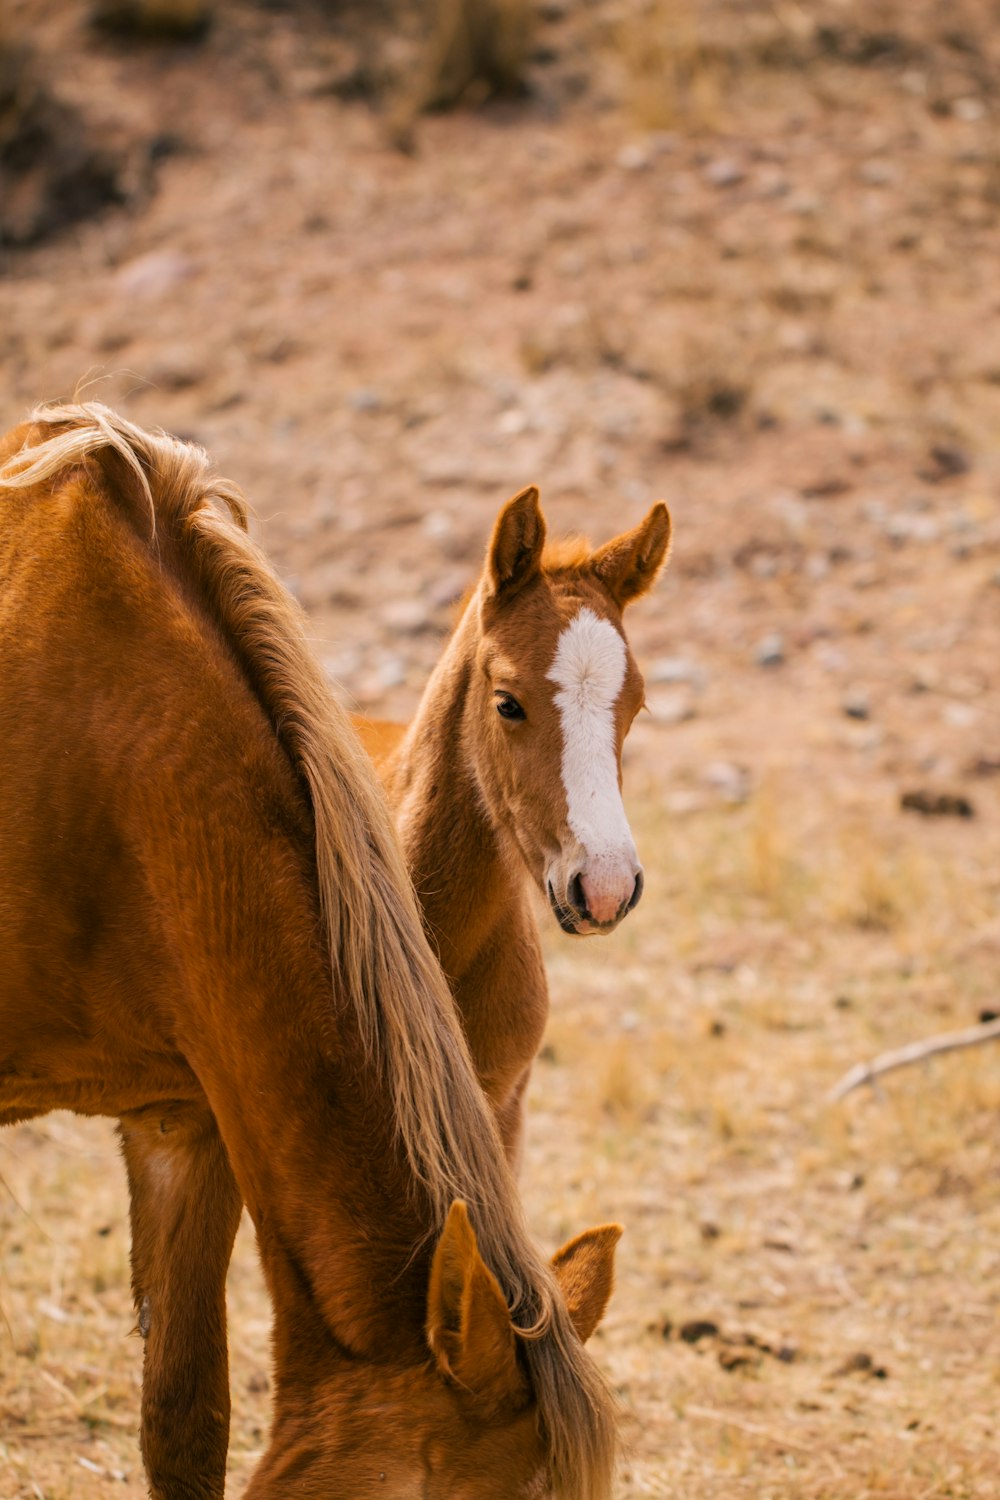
left=0, top=403, right=616, bottom=1500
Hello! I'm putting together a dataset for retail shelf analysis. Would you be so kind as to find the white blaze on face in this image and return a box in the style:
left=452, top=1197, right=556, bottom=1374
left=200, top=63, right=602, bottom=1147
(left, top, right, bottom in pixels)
left=547, top=607, right=638, bottom=922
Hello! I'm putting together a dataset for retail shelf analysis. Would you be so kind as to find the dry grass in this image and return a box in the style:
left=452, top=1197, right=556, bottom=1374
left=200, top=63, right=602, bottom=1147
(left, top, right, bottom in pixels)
left=389, top=0, right=535, bottom=143
left=2, top=781, right=998, bottom=1496
left=613, top=0, right=726, bottom=132
left=4, top=0, right=1000, bottom=1493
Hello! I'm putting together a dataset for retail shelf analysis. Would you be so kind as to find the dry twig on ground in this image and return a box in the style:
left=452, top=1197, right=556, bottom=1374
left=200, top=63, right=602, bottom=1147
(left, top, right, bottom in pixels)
left=829, top=1018, right=1000, bottom=1101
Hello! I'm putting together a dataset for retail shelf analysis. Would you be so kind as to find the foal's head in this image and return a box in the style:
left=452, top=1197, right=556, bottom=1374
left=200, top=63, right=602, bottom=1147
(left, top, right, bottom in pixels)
left=466, top=486, right=671, bottom=936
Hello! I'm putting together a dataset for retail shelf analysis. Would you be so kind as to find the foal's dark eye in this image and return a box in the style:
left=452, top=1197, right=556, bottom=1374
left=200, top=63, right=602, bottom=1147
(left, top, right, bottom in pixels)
left=495, top=693, right=525, bottom=722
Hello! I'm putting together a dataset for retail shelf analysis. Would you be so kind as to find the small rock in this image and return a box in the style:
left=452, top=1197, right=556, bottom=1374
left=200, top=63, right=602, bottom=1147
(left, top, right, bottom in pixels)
left=497, top=408, right=528, bottom=436
left=146, top=346, right=206, bottom=391
left=374, top=654, right=408, bottom=691
left=885, top=512, right=939, bottom=544
left=859, top=159, right=896, bottom=186
left=842, top=689, right=870, bottom=721
left=379, top=598, right=430, bottom=636
left=754, top=633, right=785, bottom=668
left=704, top=761, right=751, bottom=803
left=704, top=158, right=745, bottom=188
left=920, top=443, right=971, bottom=483
left=833, top=1351, right=888, bottom=1379
left=967, top=755, right=1000, bottom=777
left=92, top=0, right=212, bottom=41
left=646, top=688, right=696, bottom=726
left=347, top=388, right=383, bottom=414
left=647, top=655, right=706, bottom=687
left=718, top=1347, right=756, bottom=1372
left=116, top=249, right=198, bottom=300
left=421, top=510, right=453, bottom=541
left=943, top=701, right=977, bottom=729
left=679, top=1319, right=719, bottom=1344
left=617, top=142, right=652, bottom=172
left=900, top=789, right=974, bottom=819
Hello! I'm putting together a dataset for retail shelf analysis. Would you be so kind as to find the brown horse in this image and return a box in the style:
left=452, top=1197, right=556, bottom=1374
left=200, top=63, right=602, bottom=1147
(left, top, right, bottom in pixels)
left=0, top=405, right=620, bottom=1500
left=356, top=487, right=671, bottom=1163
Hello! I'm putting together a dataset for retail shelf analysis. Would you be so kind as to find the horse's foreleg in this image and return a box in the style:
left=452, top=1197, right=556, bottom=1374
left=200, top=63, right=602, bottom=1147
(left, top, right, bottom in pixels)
left=495, top=1067, right=533, bottom=1175
left=119, top=1101, right=243, bottom=1500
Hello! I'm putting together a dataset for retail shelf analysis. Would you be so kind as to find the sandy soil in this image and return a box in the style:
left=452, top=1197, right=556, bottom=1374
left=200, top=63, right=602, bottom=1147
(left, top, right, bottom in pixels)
left=2, top=1, right=999, bottom=1495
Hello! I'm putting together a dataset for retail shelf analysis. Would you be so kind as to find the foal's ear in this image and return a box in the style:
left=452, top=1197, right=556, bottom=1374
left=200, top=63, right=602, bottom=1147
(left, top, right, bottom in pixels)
left=551, top=1223, right=623, bottom=1343
left=591, top=502, right=672, bottom=607
left=427, top=1202, right=529, bottom=1413
left=486, top=486, right=546, bottom=599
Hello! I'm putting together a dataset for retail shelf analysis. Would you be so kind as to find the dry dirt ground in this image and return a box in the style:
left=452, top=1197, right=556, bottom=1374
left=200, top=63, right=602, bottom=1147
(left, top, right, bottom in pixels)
left=2, top=1, right=1000, bottom=1496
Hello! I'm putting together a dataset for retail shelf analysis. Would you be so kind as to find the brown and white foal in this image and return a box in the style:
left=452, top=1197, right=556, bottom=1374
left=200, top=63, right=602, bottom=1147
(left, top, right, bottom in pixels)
left=358, top=487, right=671, bottom=1163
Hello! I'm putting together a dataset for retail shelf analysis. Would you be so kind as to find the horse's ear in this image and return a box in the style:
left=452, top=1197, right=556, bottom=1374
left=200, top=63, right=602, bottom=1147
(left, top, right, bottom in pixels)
left=551, top=1223, right=623, bottom=1343
left=486, top=486, right=546, bottom=599
left=427, top=1202, right=529, bottom=1413
left=591, top=503, right=671, bottom=607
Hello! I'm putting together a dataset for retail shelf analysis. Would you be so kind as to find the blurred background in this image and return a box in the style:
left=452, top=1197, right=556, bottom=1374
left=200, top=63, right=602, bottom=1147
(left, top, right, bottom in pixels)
left=1, top=1, right=999, bottom=1495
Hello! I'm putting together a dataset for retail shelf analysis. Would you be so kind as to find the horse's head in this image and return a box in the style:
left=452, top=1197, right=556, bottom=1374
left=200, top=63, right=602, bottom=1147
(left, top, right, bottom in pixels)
left=467, top=486, right=671, bottom=936
left=248, top=1202, right=620, bottom=1500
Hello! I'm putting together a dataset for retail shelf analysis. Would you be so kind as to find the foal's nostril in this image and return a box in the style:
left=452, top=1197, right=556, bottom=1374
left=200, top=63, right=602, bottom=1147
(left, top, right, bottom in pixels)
left=626, top=869, right=644, bottom=914
left=568, top=872, right=588, bottom=919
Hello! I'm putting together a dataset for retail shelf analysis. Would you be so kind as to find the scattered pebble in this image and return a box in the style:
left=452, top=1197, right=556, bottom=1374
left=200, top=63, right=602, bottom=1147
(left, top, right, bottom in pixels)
left=859, top=159, right=896, bottom=186
left=679, top=1319, right=719, bottom=1343
left=145, top=346, right=207, bottom=391
left=754, top=633, right=785, bottom=668
left=967, top=755, right=1000, bottom=777
left=900, top=789, right=974, bottom=819
left=421, top=510, right=453, bottom=540
left=703, top=761, right=751, bottom=803
left=347, top=388, right=383, bottom=413
left=645, top=688, right=696, bottom=726
left=115, top=249, right=198, bottom=299
left=497, top=408, right=528, bottom=435
left=616, top=142, right=652, bottom=172
left=379, top=598, right=431, bottom=635
left=833, top=1351, right=888, bottom=1379
left=704, top=158, right=745, bottom=188
left=647, top=656, right=706, bottom=687
left=943, top=701, right=978, bottom=729
left=921, top=443, right=970, bottom=482
left=842, top=689, right=870, bottom=721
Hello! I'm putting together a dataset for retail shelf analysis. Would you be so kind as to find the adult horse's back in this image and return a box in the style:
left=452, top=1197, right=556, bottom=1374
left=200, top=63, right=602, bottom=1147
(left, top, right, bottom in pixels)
left=0, top=405, right=620, bottom=1500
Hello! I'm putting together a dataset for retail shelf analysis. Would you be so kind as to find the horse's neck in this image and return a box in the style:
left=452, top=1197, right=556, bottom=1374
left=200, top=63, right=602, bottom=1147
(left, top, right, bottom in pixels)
left=384, top=629, right=526, bottom=983
left=111, top=629, right=435, bottom=1371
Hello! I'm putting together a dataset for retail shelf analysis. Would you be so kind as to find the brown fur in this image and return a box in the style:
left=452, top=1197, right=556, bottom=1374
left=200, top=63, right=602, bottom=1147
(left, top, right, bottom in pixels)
left=367, top=487, right=671, bottom=1163
left=0, top=406, right=618, bottom=1500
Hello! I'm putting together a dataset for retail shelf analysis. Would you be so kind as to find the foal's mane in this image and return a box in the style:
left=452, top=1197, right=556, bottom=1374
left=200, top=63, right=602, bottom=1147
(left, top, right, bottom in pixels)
left=0, top=403, right=615, bottom=1500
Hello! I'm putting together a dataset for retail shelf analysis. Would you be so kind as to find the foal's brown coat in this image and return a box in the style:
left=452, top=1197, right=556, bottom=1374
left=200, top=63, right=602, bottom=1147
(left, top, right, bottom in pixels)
left=0, top=406, right=619, bottom=1500
left=359, top=488, right=671, bottom=1162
